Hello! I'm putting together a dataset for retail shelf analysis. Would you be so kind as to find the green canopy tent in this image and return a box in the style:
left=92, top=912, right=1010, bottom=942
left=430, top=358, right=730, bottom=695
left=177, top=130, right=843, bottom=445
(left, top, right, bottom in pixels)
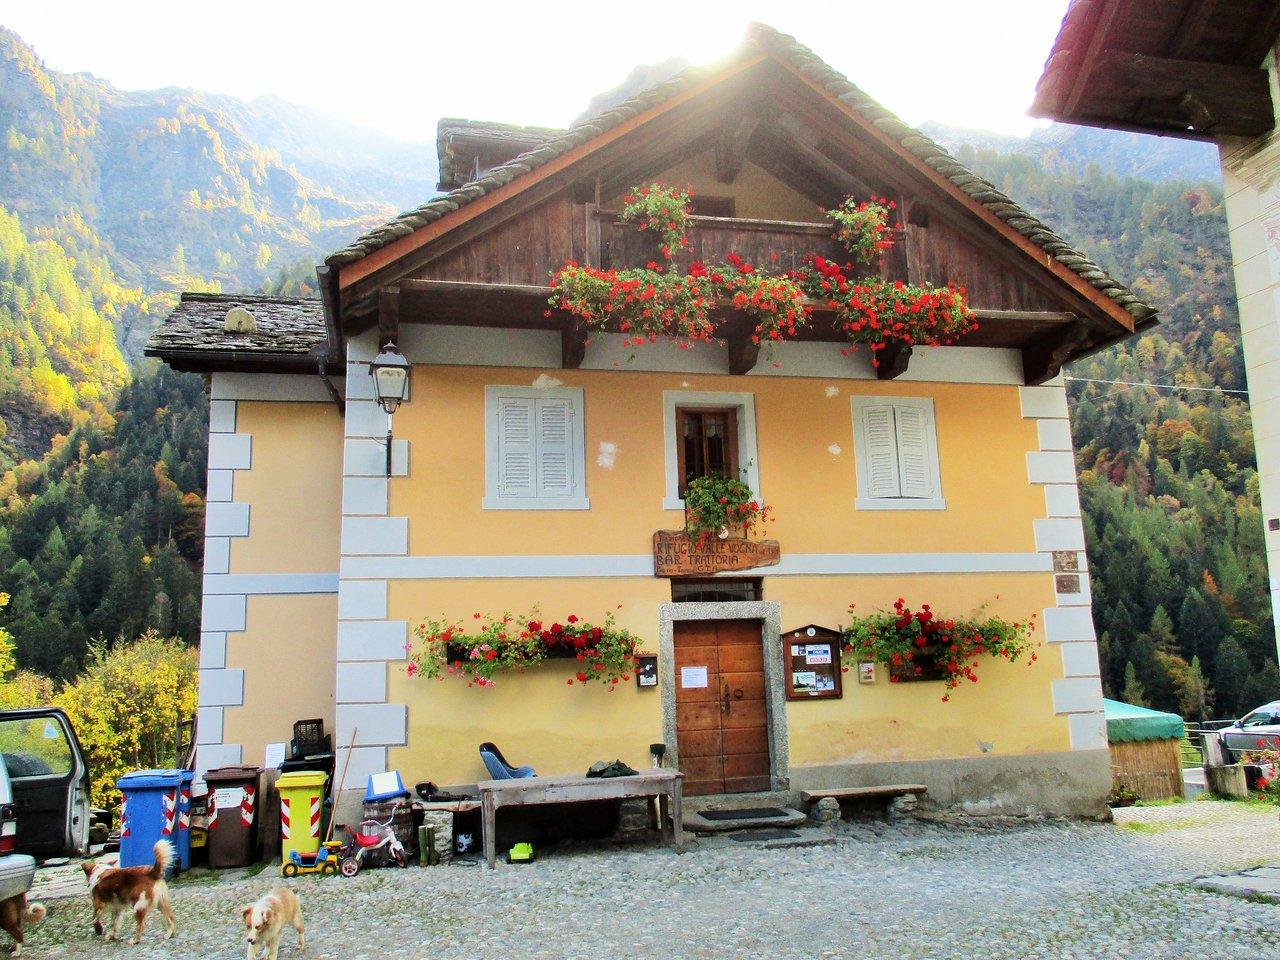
left=1103, top=698, right=1185, bottom=743
left=1102, top=699, right=1185, bottom=801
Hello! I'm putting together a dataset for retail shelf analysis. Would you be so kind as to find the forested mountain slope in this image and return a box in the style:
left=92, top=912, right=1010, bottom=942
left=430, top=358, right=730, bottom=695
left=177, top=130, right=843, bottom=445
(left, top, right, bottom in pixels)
left=944, top=138, right=1270, bottom=718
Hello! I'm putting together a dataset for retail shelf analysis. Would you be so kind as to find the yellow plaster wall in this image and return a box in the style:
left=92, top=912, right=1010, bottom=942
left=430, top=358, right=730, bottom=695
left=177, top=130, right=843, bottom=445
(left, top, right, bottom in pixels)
left=383, top=571, right=1064, bottom=786
left=222, top=594, right=337, bottom=767
left=230, top=402, right=343, bottom=575
left=392, top=367, right=1041, bottom=557
left=605, top=151, right=821, bottom=222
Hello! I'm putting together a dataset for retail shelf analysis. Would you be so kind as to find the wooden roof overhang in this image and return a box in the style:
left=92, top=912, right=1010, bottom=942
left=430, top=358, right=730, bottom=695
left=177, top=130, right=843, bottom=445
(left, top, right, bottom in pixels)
left=309, top=24, right=1155, bottom=387
left=375, top=277, right=1084, bottom=384
left=1031, top=0, right=1280, bottom=139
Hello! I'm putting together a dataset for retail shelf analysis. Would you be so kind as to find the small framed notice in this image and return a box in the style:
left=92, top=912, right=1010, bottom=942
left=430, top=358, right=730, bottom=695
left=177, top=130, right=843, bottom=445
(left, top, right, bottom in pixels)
left=635, top=654, right=658, bottom=689
left=783, top=625, right=843, bottom=700
left=680, top=665, right=709, bottom=689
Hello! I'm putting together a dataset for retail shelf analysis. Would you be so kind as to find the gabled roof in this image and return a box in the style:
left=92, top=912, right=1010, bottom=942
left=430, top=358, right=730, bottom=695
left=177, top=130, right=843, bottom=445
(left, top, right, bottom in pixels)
left=327, top=23, right=1154, bottom=327
left=145, top=293, right=327, bottom=372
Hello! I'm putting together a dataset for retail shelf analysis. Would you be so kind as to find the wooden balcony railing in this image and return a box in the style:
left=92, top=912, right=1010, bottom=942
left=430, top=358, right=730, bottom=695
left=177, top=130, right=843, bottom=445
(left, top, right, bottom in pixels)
left=593, top=210, right=909, bottom=283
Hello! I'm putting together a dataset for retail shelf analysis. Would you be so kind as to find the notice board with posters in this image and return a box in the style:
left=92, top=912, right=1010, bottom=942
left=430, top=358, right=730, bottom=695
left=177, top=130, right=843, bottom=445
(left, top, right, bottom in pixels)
left=783, top=624, right=843, bottom=700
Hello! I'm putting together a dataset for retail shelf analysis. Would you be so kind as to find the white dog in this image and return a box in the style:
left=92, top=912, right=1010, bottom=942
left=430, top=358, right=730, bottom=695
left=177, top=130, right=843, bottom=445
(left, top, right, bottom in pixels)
left=239, top=887, right=305, bottom=960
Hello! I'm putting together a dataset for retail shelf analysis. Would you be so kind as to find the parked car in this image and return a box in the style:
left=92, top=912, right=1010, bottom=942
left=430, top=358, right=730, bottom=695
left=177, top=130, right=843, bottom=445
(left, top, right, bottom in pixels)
left=0, top=754, right=37, bottom=909
left=0, top=708, right=90, bottom=858
left=1218, top=700, right=1280, bottom=763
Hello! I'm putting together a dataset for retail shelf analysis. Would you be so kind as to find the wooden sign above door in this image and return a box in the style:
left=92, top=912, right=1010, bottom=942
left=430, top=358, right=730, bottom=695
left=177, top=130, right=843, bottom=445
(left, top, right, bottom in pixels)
left=653, top=530, right=780, bottom=577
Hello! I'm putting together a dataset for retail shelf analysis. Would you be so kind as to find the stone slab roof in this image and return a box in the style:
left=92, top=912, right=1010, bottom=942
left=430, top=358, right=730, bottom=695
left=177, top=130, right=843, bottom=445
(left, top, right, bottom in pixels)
left=329, top=22, right=1154, bottom=324
left=145, top=293, right=326, bottom=363
left=437, top=118, right=565, bottom=189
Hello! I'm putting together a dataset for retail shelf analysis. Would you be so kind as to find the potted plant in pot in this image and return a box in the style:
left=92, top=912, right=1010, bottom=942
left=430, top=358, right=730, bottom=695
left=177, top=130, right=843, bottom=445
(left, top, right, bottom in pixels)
left=682, top=474, right=771, bottom=544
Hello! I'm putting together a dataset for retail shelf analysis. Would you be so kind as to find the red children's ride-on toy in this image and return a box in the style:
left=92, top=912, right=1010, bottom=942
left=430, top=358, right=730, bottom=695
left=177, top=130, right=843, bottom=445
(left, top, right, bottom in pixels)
left=337, top=805, right=408, bottom=876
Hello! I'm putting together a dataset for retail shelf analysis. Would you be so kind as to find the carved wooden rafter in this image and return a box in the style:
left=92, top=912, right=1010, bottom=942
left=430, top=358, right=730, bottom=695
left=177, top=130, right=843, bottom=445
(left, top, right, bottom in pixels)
left=377, top=286, right=400, bottom=349
left=561, top=326, right=589, bottom=369
left=1021, top=320, right=1091, bottom=386
left=875, top=342, right=912, bottom=380
left=719, top=315, right=761, bottom=375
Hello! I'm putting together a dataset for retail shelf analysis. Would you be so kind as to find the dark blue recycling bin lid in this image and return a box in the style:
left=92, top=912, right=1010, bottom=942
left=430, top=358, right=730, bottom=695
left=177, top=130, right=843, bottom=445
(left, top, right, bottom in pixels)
left=117, top=769, right=193, bottom=789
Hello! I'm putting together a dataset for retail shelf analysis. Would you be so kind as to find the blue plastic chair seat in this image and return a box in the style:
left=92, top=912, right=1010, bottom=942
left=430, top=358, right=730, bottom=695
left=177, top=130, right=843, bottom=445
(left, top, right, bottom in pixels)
left=479, top=744, right=536, bottom=780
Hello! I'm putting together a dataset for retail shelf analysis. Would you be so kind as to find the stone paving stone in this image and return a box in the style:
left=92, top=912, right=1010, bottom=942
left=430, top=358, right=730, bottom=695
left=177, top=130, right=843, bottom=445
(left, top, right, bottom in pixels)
left=16, top=800, right=1280, bottom=959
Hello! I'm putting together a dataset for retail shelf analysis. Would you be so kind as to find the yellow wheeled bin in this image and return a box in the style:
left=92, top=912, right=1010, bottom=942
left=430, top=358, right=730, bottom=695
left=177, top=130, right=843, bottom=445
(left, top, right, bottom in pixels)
left=276, top=771, right=328, bottom=863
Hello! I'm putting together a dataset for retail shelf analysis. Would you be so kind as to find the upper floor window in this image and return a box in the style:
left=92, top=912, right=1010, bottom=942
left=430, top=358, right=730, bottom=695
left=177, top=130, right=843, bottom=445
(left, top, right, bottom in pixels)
left=483, top=386, right=589, bottom=510
left=662, top=391, right=760, bottom=511
left=677, top=407, right=739, bottom=496
left=851, top=396, right=945, bottom=511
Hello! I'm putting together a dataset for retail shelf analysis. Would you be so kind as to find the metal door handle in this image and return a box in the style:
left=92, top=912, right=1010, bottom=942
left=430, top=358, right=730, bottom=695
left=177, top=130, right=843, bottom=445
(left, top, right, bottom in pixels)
left=723, top=684, right=731, bottom=715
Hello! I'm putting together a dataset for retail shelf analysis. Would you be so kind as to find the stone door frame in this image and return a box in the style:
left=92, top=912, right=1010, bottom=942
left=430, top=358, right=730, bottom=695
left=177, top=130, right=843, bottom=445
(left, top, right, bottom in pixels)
left=658, top=601, right=789, bottom=791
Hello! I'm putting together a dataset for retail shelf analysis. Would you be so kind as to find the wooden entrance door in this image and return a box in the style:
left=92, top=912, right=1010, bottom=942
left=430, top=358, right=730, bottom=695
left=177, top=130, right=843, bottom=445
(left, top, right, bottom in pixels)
left=673, top=619, right=771, bottom=795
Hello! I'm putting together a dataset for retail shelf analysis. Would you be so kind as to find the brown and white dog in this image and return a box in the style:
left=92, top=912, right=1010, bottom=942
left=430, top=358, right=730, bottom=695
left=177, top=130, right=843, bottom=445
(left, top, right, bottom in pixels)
left=240, top=887, right=304, bottom=960
left=80, top=839, right=176, bottom=944
left=0, top=893, right=44, bottom=955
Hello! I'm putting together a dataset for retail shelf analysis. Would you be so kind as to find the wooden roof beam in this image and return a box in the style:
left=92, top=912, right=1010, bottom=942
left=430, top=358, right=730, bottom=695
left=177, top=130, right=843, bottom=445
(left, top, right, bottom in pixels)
left=1236, top=0, right=1280, bottom=65
left=1092, top=50, right=1274, bottom=135
left=715, top=113, right=764, bottom=184
left=772, top=114, right=886, bottom=199
left=1062, top=0, right=1125, bottom=116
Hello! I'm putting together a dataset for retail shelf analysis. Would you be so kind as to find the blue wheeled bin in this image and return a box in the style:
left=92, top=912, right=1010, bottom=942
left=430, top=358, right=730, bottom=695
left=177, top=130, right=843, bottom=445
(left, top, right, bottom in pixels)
left=116, top=769, right=193, bottom=874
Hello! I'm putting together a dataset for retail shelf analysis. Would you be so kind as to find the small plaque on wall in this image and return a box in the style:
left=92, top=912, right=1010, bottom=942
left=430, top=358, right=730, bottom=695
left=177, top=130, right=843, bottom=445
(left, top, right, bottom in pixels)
left=635, top=654, right=658, bottom=689
left=783, top=625, right=843, bottom=700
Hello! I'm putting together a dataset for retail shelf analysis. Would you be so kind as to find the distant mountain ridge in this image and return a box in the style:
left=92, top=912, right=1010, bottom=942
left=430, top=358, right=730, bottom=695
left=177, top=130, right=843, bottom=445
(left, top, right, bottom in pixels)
left=0, top=25, right=436, bottom=323
left=919, top=120, right=1222, bottom=184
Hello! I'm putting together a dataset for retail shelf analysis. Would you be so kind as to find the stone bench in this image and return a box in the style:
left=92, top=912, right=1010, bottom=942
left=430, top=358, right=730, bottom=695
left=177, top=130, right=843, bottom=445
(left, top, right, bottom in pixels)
left=800, top=784, right=928, bottom=821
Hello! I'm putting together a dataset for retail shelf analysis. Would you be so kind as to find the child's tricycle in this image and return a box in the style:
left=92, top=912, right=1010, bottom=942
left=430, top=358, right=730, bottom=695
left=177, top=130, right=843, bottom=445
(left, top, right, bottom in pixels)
left=280, top=840, right=343, bottom=877
left=336, top=804, right=408, bottom=876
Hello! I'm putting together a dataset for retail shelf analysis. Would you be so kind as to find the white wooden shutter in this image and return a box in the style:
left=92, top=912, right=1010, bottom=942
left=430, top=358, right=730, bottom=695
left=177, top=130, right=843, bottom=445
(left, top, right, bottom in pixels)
left=496, top=396, right=536, bottom=498
left=894, top=404, right=934, bottom=498
left=535, top=397, right=575, bottom=499
left=861, top=404, right=902, bottom=498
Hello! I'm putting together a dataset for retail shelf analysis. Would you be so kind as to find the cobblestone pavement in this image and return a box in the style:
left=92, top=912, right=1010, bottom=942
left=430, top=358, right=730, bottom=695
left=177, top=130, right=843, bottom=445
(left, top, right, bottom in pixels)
left=18, top=800, right=1280, bottom=959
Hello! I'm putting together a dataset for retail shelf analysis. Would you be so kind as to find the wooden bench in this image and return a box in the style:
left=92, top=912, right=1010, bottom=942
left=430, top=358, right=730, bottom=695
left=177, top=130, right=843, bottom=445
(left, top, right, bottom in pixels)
left=799, top=784, right=928, bottom=807
left=477, top=770, right=685, bottom=868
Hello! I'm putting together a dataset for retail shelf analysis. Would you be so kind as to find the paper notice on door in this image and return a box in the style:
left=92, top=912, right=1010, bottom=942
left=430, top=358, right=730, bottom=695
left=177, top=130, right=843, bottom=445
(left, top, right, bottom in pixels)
left=213, top=787, right=245, bottom=809
left=804, top=644, right=832, bottom=665
left=680, top=665, right=708, bottom=689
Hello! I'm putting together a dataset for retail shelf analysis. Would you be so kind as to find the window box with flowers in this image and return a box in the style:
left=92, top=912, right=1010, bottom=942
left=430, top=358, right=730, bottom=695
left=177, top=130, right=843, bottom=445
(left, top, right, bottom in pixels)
left=406, top=609, right=641, bottom=689
left=841, top=598, right=1039, bottom=701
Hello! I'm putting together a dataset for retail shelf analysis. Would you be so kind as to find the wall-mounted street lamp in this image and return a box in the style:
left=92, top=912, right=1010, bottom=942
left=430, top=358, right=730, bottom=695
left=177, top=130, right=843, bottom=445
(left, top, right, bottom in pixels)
left=370, top=342, right=410, bottom=476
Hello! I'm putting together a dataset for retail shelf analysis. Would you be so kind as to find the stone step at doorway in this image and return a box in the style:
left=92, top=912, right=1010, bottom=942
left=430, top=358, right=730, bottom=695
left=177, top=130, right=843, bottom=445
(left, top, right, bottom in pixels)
left=681, top=795, right=808, bottom=834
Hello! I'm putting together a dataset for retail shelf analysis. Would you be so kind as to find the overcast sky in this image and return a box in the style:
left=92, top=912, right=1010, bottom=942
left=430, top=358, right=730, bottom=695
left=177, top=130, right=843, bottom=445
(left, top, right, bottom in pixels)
left=3, top=1, right=1069, bottom=142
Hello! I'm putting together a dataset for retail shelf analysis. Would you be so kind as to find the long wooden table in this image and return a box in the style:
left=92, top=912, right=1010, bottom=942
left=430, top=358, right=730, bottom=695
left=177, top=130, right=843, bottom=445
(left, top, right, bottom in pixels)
left=477, top=770, right=686, bottom=868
